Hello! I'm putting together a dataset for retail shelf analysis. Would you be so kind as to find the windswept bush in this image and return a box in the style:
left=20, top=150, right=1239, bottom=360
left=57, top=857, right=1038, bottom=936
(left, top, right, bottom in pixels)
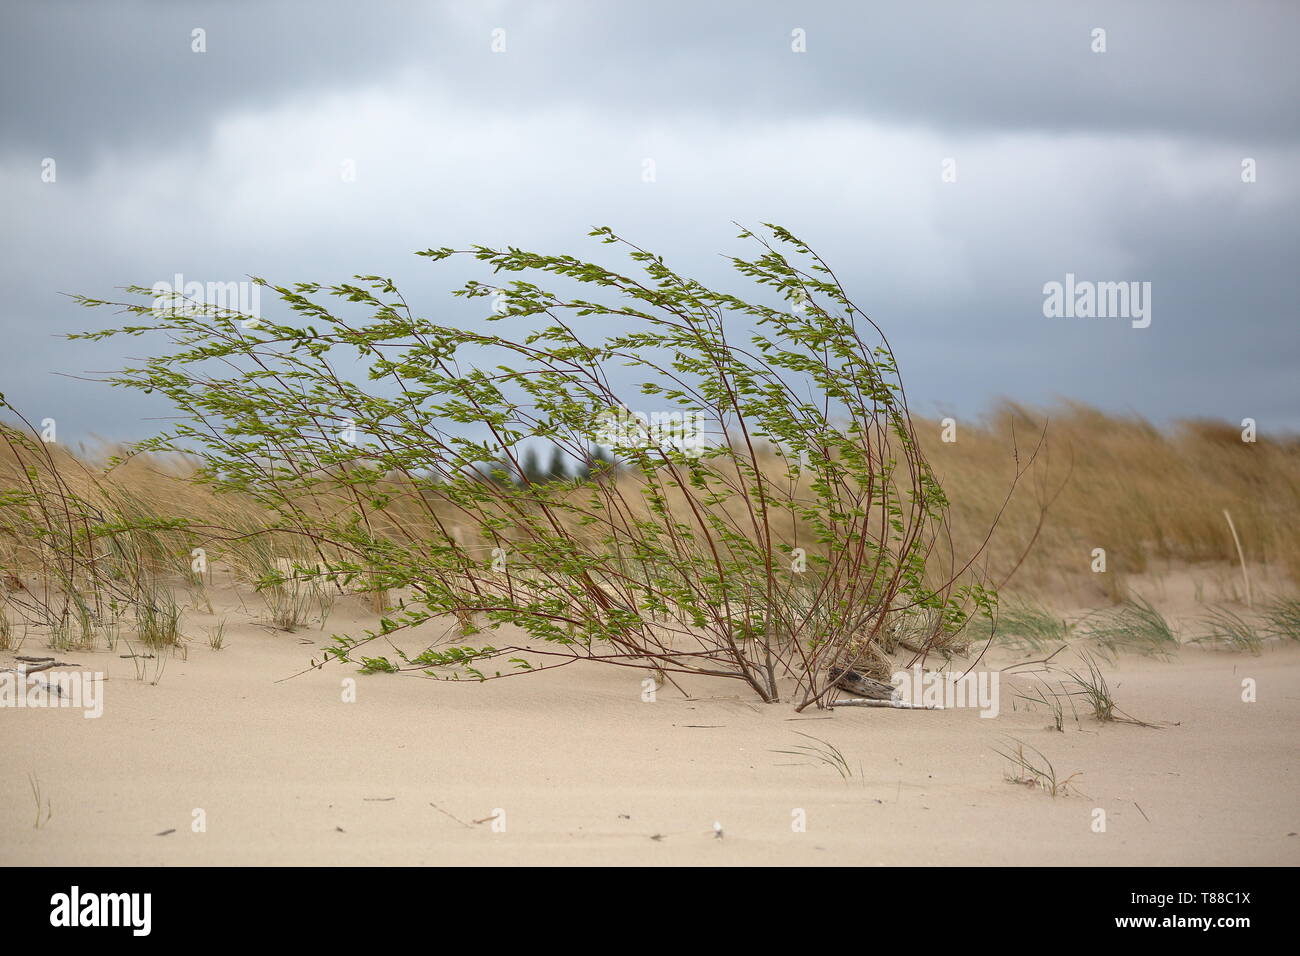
left=70, top=225, right=1000, bottom=708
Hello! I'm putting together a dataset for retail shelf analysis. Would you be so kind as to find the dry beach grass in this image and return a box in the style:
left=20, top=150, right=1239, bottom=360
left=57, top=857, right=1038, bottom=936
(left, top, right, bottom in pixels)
left=2, top=403, right=1298, bottom=865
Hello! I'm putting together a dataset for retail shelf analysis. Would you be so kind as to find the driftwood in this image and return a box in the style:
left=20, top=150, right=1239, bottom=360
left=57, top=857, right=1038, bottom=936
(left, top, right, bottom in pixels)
left=832, top=697, right=942, bottom=710
left=3, top=660, right=65, bottom=676
left=2, top=656, right=83, bottom=677
left=828, top=667, right=944, bottom=709
left=828, top=666, right=896, bottom=700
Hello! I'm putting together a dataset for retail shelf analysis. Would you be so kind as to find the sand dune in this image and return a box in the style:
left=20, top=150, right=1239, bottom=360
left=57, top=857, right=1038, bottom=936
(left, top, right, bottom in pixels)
left=3, top=578, right=1296, bottom=866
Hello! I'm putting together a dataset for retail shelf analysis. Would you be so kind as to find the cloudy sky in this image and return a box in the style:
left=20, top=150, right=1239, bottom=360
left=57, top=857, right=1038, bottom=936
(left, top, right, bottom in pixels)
left=2, top=0, right=1297, bottom=444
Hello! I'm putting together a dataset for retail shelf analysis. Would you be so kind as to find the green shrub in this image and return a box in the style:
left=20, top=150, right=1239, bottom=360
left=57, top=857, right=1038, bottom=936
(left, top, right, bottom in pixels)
left=71, top=225, right=996, bottom=708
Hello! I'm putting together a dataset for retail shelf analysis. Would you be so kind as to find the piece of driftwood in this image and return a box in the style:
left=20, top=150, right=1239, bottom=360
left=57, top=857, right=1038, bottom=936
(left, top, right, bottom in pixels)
left=2, top=657, right=83, bottom=677
left=831, top=697, right=942, bottom=709
left=828, top=666, right=896, bottom=700
left=2, top=661, right=57, bottom=676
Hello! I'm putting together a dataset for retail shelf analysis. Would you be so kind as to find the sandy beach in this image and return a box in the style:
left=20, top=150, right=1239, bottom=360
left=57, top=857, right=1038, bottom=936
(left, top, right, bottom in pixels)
left=4, top=577, right=1296, bottom=867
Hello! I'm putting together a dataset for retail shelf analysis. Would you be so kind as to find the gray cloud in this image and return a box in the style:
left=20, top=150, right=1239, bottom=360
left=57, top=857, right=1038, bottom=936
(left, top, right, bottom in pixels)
left=1, top=0, right=1296, bottom=442
left=5, top=0, right=1297, bottom=156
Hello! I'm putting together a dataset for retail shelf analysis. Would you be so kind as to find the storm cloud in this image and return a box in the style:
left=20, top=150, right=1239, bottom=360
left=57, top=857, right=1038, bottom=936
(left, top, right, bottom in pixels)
left=1, top=0, right=1296, bottom=441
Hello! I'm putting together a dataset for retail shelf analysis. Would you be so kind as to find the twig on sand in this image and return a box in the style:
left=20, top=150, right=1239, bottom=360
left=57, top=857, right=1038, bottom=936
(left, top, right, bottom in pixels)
left=831, top=697, right=941, bottom=709
left=429, top=802, right=473, bottom=829
left=2, top=659, right=79, bottom=675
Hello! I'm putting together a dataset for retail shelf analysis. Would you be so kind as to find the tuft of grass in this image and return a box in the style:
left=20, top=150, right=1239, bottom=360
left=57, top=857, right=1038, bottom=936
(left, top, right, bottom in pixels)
left=122, top=640, right=168, bottom=684
left=134, top=584, right=184, bottom=647
left=225, top=537, right=320, bottom=632
left=1079, top=596, right=1179, bottom=660
left=205, top=617, right=227, bottom=650
left=771, top=732, right=853, bottom=780
left=316, top=585, right=336, bottom=629
left=1193, top=606, right=1263, bottom=655
left=1262, top=597, right=1300, bottom=642
left=1064, top=652, right=1158, bottom=727
left=993, top=738, right=1081, bottom=797
left=69, top=591, right=98, bottom=651
left=1015, top=676, right=1077, bottom=732
left=42, top=589, right=97, bottom=653
left=989, top=601, right=1072, bottom=654
left=1066, top=653, right=1118, bottom=722
left=100, top=604, right=124, bottom=651
left=45, top=607, right=73, bottom=652
left=267, top=580, right=315, bottom=631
